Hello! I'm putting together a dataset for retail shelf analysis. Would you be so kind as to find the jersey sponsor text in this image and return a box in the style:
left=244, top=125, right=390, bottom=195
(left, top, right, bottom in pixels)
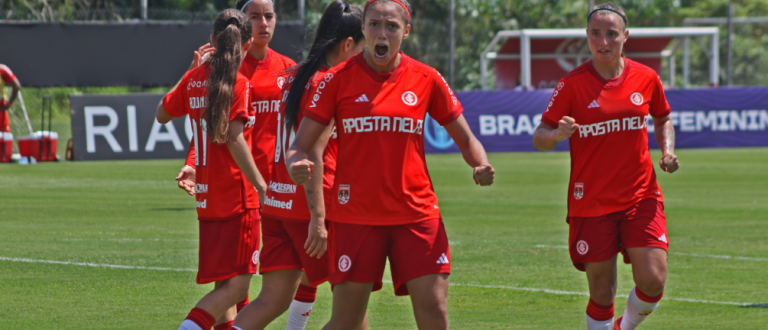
left=578, top=116, right=647, bottom=138
left=341, top=116, right=424, bottom=135
left=264, top=196, right=293, bottom=210
left=268, top=181, right=297, bottom=194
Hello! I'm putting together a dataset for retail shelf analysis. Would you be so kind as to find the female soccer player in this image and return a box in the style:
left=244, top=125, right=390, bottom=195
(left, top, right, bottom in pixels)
left=231, top=2, right=366, bottom=329
left=532, top=3, right=679, bottom=330
left=175, top=1, right=299, bottom=323
left=287, top=0, right=495, bottom=329
left=155, top=10, right=267, bottom=330
left=0, top=64, right=21, bottom=134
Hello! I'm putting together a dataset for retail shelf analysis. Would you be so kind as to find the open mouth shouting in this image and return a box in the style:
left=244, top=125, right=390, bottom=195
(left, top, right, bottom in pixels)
left=374, top=43, right=389, bottom=59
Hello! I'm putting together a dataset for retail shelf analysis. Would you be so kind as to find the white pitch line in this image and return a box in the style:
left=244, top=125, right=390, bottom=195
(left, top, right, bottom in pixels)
left=0, top=257, right=196, bottom=272
left=533, top=245, right=768, bottom=262
left=1, top=257, right=762, bottom=307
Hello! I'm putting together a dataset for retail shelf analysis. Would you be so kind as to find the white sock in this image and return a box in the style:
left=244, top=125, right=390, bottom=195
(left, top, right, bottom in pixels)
left=178, top=319, right=203, bottom=330
left=586, top=314, right=614, bottom=330
left=621, top=287, right=660, bottom=330
left=285, top=300, right=314, bottom=330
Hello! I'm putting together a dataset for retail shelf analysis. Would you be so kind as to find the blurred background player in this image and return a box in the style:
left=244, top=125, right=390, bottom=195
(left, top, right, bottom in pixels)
left=532, top=3, right=679, bottom=330
left=0, top=64, right=21, bottom=133
left=231, top=2, right=366, bottom=329
left=176, top=0, right=300, bottom=324
left=286, top=0, right=495, bottom=329
left=156, top=10, right=268, bottom=330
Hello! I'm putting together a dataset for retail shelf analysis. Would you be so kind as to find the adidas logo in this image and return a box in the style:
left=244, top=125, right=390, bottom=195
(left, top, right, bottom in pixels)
left=587, top=100, right=600, bottom=108
left=658, top=234, right=668, bottom=244
left=355, top=94, right=370, bottom=102
left=436, top=253, right=450, bottom=264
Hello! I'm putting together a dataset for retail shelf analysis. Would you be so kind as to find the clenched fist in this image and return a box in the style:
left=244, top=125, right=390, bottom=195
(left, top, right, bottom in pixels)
left=659, top=153, right=679, bottom=173
left=289, top=159, right=315, bottom=185
left=473, top=164, right=495, bottom=186
left=556, top=116, right=579, bottom=141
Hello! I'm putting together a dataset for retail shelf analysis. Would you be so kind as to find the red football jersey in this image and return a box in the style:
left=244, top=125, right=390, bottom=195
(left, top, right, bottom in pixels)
left=242, top=48, right=297, bottom=181
left=185, top=49, right=296, bottom=181
left=303, top=53, right=463, bottom=226
left=262, top=67, right=339, bottom=222
left=163, top=65, right=259, bottom=220
left=541, top=58, right=670, bottom=218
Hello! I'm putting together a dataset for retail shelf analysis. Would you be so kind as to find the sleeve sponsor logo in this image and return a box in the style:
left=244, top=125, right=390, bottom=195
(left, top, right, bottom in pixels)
left=309, top=80, right=328, bottom=108
left=341, top=116, right=424, bottom=135
left=545, top=81, right=564, bottom=112
left=324, top=73, right=334, bottom=82
left=401, top=91, right=418, bottom=106
left=268, top=181, right=297, bottom=194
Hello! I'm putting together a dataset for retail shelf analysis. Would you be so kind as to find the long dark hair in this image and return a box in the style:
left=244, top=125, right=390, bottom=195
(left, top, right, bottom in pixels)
left=284, top=0, right=363, bottom=130
left=205, top=9, right=252, bottom=144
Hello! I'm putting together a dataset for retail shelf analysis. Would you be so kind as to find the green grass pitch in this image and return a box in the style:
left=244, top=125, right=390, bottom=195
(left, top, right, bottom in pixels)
left=1, top=148, right=767, bottom=329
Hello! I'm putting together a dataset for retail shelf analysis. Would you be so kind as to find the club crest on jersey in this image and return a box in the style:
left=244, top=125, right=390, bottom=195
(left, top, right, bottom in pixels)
left=574, top=182, right=584, bottom=200
left=631, top=92, right=644, bottom=106
left=251, top=250, right=260, bottom=265
left=576, top=240, right=589, bottom=255
left=401, top=91, right=418, bottom=106
left=338, top=184, right=350, bottom=204
left=324, top=73, right=334, bottom=82
left=338, top=255, right=352, bottom=272
left=277, top=76, right=286, bottom=89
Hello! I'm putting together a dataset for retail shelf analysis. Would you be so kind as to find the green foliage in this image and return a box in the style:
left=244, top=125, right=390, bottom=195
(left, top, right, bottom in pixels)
left=3, top=0, right=768, bottom=89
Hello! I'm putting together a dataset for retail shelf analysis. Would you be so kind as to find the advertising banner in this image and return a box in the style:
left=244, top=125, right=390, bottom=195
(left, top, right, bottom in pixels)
left=424, top=87, right=768, bottom=153
left=70, top=94, right=192, bottom=160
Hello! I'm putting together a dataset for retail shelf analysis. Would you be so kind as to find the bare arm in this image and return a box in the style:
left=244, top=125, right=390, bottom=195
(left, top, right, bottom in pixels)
left=442, top=114, right=495, bottom=186
left=286, top=117, right=328, bottom=185
left=1, top=78, right=20, bottom=112
left=532, top=116, right=578, bottom=151
left=652, top=115, right=679, bottom=173
left=302, top=120, right=334, bottom=258
left=155, top=103, right=174, bottom=124
left=227, top=120, right=267, bottom=201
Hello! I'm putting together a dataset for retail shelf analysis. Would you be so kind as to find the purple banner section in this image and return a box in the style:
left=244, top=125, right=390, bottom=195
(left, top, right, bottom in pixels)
left=423, top=87, right=768, bottom=153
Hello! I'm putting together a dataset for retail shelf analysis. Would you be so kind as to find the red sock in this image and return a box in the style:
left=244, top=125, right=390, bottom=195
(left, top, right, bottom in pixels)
left=213, top=320, right=234, bottom=330
left=236, top=295, right=249, bottom=313
left=636, top=288, right=664, bottom=303
left=185, top=307, right=216, bottom=330
left=586, top=299, right=614, bottom=321
left=293, top=284, right=317, bottom=303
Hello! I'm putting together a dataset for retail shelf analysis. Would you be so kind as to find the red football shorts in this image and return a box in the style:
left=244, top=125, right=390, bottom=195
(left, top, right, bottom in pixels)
left=328, top=218, right=451, bottom=296
left=568, top=198, right=669, bottom=271
left=259, top=216, right=330, bottom=286
left=196, top=209, right=260, bottom=284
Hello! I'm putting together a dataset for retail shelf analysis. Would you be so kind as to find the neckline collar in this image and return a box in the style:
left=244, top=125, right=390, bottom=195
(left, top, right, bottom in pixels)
left=355, top=51, right=409, bottom=83
left=587, top=57, right=631, bottom=87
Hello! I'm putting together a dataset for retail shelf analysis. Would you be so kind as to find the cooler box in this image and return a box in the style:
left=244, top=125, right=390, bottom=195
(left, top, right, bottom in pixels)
left=0, top=132, right=12, bottom=162
left=18, top=131, right=58, bottom=161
